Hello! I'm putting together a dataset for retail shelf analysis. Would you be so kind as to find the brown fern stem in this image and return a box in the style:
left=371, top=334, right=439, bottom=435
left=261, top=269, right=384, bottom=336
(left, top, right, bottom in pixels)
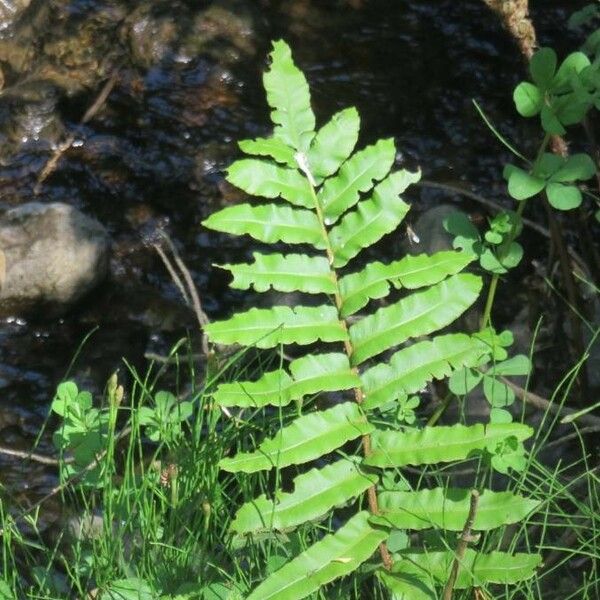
left=304, top=168, right=393, bottom=571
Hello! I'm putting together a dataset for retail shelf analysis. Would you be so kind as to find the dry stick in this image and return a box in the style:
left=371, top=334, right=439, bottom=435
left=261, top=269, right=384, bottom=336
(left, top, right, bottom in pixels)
left=34, top=72, right=119, bottom=193
left=0, top=425, right=132, bottom=534
left=500, top=377, right=600, bottom=429
left=442, top=489, right=480, bottom=600
left=0, top=444, right=73, bottom=466
left=154, top=234, right=210, bottom=356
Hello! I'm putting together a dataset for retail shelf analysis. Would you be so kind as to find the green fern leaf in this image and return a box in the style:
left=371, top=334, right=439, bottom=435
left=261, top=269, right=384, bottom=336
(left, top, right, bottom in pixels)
left=339, top=250, right=474, bottom=317
left=349, top=274, right=482, bottom=365
left=202, top=203, right=326, bottom=249
left=376, top=569, right=435, bottom=600
left=219, top=402, right=373, bottom=473
left=365, top=423, right=533, bottom=467
left=246, top=511, right=387, bottom=600
left=212, top=369, right=294, bottom=408
left=382, top=549, right=541, bottom=591
left=231, top=458, right=377, bottom=534
left=238, top=137, right=296, bottom=166
left=370, top=488, right=540, bottom=530
left=329, top=170, right=414, bottom=268
left=218, top=252, right=336, bottom=294
left=226, top=159, right=313, bottom=208
left=213, top=353, right=359, bottom=407
left=307, top=107, right=360, bottom=179
left=263, top=40, right=315, bottom=152
left=205, top=306, right=347, bottom=349
left=289, top=352, right=360, bottom=396
left=361, top=333, right=489, bottom=409
left=318, top=138, right=396, bottom=222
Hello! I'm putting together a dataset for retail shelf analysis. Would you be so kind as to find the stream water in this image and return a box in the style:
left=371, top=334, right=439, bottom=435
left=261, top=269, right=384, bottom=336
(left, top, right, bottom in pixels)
left=0, top=0, right=593, bottom=517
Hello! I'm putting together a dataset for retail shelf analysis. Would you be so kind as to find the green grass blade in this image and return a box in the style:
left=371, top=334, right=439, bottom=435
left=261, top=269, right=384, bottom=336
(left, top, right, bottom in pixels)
left=264, top=40, right=315, bottom=151
left=329, top=170, right=413, bottom=268
left=370, top=488, right=540, bottom=530
left=365, top=423, right=533, bottom=468
left=202, top=203, right=326, bottom=249
left=349, top=274, right=482, bottom=366
left=319, top=138, right=396, bottom=222
left=218, top=252, right=336, bottom=294
left=231, top=458, right=377, bottom=533
left=307, top=107, right=360, bottom=179
left=226, top=159, right=313, bottom=208
left=205, top=305, right=347, bottom=349
left=361, top=333, right=489, bottom=409
left=339, top=250, right=474, bottom=317
left=219, top=402, right=374, bottom=473
left=246, top=511, right=387, bottom=600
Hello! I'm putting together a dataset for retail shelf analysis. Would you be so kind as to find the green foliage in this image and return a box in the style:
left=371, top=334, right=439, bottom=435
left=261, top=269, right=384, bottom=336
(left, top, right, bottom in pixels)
left=138, top=391, right=193, bottom=444
left=51, top=381, right=109, bottom=486
left=202, top=40, right=541, bottom=599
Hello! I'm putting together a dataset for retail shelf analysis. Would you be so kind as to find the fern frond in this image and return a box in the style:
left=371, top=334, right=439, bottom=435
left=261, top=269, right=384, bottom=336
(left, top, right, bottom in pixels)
left=202, top=203, right=326, bottom=248
left=318, top=138, right=396, bottom=222
left=226, top=159, right=313, bottom=208
left=263, top=40, right=315, bottom=152
left=361, top=333, right=489, bottom=409
left=219, top=402, right=373, bottom=473
left=365, top=423, right=533, bottom=468
left=349, top=274, right=482, bottom=365
left=379, top=550, right=542, bottom=596
left=246, top=511, right=387, bottom=600
left=213, top=353, right=359, bottom=407
left=307, top=107, right=360, bottom=179
left=238, top=137, right=296, bottom=166
left=218, top=252, right=336, bottom=294
left=231, top=458, right=377, bottom=534
left=205, top=305, right=346, bottom=349
left=329, top=170, right=414, bottom=268
left=339, top=250, right=475, bottom=317
left=370, top=488, right=540, bottom=531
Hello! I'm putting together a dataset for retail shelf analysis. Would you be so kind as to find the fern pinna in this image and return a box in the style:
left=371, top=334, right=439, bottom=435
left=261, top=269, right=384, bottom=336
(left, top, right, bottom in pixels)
left=203, top=40, right=541, bottom=600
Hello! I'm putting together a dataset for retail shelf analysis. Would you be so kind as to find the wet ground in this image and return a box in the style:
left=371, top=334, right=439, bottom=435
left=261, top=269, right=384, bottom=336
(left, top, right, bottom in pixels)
left=0, top=0, right=594, bottom=507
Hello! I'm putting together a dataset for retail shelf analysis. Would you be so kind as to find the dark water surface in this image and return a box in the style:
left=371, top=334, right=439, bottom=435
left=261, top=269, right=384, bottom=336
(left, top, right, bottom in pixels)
left=0, top=0, right=590, bottom=503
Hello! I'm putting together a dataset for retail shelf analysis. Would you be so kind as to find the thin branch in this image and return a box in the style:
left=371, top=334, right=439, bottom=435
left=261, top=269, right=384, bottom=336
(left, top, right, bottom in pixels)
left=0, top=445, right=73, bottom=466
left=442, top=489, right=480, bottom=600
left=500, top=377, right=600, bottom=429
left=35, top=72, right=119, bottom=192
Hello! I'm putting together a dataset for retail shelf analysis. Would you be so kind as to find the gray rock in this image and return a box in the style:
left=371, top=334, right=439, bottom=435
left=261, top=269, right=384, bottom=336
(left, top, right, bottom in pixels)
left=0, top=202, right=109, bottom=316
left=405, top=204, right=462, bottom=256
left=0, top=0, right=31, bottom=32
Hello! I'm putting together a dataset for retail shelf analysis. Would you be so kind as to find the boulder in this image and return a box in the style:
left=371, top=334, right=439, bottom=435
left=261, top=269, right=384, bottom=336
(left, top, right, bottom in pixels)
left=0, top=202, right=109, bottom=316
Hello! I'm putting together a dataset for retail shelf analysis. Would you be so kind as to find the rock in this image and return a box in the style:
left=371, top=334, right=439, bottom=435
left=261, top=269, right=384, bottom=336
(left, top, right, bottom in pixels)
left=405, top=204, right=462, bottom=255
left=0, top=202, right=109, bottom=316
left=0, top=0, right=31, bottom=32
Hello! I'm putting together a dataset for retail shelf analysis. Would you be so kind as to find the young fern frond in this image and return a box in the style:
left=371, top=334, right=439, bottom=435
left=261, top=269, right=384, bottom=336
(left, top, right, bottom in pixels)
left=203, top=39, right=541, bottom=600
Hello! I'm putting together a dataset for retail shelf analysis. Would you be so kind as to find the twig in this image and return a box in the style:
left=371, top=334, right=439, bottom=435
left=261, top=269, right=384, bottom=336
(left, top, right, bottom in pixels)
left=500, top=377, right=600, bottom=429
left=0, top=425, right=132, bottom=534
left=153, top=243, right=191, bottom=306
left=34, top=72, right=119, bottom=193
left=442, top=489, right=480, bottom=600
left=154, top=233, right=210, bottom=356
left=144, top=351, right=204, bottom=364
left=0, top=445, right=73, bottom=466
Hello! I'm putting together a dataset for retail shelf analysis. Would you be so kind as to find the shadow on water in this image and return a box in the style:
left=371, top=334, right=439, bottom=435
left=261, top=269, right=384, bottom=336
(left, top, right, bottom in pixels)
left=0, top=0, right=592, bottom=509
